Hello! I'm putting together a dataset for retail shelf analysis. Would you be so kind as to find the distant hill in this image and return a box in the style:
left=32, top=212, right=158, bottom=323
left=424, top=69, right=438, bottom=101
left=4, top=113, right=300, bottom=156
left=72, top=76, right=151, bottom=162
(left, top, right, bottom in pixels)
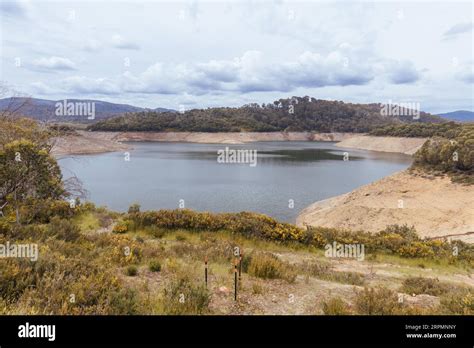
left=0, top=97, right=174, bottom=123
left=437, top=110, right=474, bottom=123
left=88, top=96, right=444, bottom=133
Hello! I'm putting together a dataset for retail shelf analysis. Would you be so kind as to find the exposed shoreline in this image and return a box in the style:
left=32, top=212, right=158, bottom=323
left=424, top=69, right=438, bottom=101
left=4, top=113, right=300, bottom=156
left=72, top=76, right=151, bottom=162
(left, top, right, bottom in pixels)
left=297, top=170, right=474, bottom=243
left=335, top=135, right=427, bottom=155
left=53, top=131, right=426, bottom=156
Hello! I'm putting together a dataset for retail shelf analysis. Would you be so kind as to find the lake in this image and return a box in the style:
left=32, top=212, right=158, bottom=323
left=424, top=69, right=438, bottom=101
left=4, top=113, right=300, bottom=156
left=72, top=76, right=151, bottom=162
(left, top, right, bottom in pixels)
left=58, top=141, right=412, bottom=222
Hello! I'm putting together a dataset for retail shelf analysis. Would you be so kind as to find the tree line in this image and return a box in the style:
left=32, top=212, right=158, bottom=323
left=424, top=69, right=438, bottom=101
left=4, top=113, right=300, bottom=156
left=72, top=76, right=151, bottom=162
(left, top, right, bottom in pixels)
left=88, top=97, right=442, bottom=133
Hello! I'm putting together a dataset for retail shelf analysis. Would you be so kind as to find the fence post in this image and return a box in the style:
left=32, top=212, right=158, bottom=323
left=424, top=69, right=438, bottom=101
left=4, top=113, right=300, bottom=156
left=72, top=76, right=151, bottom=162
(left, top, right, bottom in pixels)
left=204, top=256, right=208, bottom=287
left=234, top=259, right=238, bottom=301
left=238, top=251, right=242, bottom=282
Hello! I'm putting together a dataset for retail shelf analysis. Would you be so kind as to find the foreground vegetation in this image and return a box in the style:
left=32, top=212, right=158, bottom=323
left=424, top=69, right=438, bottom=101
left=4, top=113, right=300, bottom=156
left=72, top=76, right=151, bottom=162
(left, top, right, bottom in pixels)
left=1, top=203, right=472, bottom=315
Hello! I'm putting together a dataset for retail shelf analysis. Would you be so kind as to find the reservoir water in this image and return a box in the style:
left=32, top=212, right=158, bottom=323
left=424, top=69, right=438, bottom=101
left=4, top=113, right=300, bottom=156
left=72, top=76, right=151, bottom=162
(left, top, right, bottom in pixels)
left=58, top=141, right=412, bottom=222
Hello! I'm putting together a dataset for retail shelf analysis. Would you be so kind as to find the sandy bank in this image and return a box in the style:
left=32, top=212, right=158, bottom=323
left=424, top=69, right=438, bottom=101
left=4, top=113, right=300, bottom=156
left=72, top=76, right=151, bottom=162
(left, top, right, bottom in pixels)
left=112, top=131, right=355, bottom=144
left=51, top=131, right=129, bottom=156
left=336, top=135, right=427, bottom=155
left=54, top=131, right=428, bottom=157
left=297, top=171, right=474, bottom=243
left=52, top=131, right=355, bottom=156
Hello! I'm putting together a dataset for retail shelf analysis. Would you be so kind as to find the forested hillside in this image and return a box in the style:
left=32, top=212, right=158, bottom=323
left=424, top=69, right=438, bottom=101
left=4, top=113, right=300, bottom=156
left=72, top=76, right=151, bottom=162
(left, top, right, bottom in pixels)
left=88, top=97, right=443, bottom=133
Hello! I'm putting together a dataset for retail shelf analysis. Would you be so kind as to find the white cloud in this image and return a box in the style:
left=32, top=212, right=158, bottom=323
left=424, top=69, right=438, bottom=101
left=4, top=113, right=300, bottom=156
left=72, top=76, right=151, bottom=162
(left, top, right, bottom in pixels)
left=31, top=56, right=77, bottom=71
left=38, top=50, right=378, bottom=96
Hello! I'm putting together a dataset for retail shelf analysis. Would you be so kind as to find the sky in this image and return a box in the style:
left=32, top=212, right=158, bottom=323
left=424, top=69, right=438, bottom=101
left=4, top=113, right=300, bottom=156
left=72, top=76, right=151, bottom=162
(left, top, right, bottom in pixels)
left=0, top=0, right=473, bottom=113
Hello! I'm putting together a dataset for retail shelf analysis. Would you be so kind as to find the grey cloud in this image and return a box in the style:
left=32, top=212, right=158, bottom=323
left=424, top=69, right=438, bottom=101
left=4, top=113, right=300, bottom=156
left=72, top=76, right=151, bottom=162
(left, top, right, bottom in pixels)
left=0, top=0, right=27, bottom=17
left=32, top=50, right=377, bottom=95
left=387, top=61, right=420, bottom=84
left=444, top=22, right=473, bottom=38
left=111, top=35, right=140, bottom=50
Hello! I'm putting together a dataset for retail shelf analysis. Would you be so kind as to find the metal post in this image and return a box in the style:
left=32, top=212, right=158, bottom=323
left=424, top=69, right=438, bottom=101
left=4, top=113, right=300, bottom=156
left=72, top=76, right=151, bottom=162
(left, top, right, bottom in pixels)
left=234, top=260, right=238, bottom=301
left=238, top=252, right=242, bottom=282
left=205, top=256, right=208, bottom=287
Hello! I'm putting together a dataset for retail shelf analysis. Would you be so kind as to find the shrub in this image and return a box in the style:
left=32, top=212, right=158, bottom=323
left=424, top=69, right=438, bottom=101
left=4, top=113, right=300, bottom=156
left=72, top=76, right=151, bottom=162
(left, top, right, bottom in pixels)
left=175, top=233, right=187, bottom=242
left=127, top=209, right=306, bottom=242
left=162, top=274, right=210, bottom=314
left=148, top=259, right=162, bottom=273
left=128, top=203, right=141, bottom=214
left=354, top=286, right=400, bottom=315
left=46, top=217, right=81, bottom=242
left=0, top=219, right=12, bottom=235
left=252, top=283, right=264, bottom=295
left=113, top=221, right=129, bottom=234
left=126, top=266, right=138, bottom=276
left=144, top=225, right=166, bottom=238
left=440, top=289, right=474, bottom=315
left=108, top=287, right=140, bottom=314
left=248, top=253, right=297, bottom=283
left=398, top=242, right=435, bottom=258
left=322, top=297, right=352, bottom=315
left=20, top=198, right=77, bottom=223
left=400, top=277, right=452, bottom=296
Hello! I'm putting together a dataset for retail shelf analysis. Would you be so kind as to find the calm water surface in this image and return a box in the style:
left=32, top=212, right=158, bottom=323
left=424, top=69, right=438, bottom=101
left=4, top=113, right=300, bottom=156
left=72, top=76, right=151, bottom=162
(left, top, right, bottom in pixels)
left=58, top=141, right=411, bottom=222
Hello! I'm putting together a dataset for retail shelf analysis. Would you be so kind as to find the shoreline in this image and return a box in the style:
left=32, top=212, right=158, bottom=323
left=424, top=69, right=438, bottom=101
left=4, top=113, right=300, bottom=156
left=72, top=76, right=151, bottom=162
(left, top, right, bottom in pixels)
left=52, top=131, right=427, bottom=156
left=297, top=170, right=474, bottom=243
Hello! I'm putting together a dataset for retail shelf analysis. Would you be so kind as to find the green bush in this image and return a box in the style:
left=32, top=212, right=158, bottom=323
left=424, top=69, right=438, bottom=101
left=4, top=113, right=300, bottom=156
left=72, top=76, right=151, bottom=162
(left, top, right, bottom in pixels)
left=46, top=217, right=81, bottom=242
left=148, top=259, right=162, bottom=272
left=248, top=253, right=297, bottom=283
left=126, top=266, right=138, bottom=277
left=440, top=289, right=474, bottom=315
left=127, top=209, right=305, bottom=242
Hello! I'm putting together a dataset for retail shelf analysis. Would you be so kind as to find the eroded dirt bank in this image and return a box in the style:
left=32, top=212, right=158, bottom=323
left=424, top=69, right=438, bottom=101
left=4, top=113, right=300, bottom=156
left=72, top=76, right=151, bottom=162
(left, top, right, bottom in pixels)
left=297, top=171, right=474, bottom=243
left=336, top=135, right=427, bottom=155
left=53, top=131, right=427, bottom=156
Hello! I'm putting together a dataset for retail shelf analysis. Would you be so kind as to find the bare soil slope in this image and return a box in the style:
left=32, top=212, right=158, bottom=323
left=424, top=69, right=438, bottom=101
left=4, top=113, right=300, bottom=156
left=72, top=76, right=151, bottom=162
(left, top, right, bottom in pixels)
left=297, top=171, right=474, bottom=243
left=336, top=135, right=427, bottom=155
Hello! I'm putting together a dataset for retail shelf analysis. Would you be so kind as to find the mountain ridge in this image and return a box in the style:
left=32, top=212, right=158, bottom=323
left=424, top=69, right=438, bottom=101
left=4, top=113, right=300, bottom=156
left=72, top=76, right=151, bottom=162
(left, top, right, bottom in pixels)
left=0, top=97, right=174, bottom=122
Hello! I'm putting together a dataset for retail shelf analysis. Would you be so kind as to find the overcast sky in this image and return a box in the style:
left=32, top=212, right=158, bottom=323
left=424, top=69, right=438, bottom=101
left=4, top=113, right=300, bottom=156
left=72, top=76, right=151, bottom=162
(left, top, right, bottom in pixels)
left=1, top=0, right=473, bottom=113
